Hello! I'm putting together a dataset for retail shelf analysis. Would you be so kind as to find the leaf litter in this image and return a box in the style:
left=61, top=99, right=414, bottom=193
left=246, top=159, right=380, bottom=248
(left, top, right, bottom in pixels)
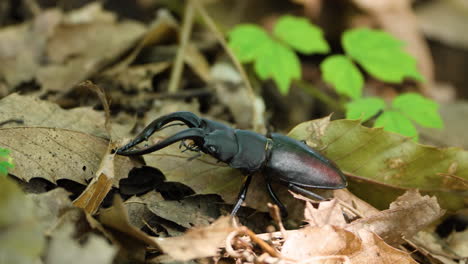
left=0, top=2, right=466, bottom=263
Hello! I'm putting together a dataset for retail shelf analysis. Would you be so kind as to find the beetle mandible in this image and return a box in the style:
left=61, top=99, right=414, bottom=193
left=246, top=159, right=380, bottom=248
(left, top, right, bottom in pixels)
left=117, top=111, right=347, bottom=216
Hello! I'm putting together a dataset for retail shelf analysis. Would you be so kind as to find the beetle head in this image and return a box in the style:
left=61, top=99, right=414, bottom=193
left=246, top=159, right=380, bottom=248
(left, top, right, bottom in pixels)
left=203, top=130, right=238, bottom=163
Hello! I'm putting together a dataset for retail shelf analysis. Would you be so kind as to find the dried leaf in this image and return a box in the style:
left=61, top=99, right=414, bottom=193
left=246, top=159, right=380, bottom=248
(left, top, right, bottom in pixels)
left=156, top=216, right=234, bottom=261
left=28, top=188, right=74, bottom=232
left=73, top=144, right=116, bottom=214
left=1, top=127, right=136, bottom=185
left=304, top=199, right=347, bottom=228
left=147, top=194, right=223, bottom=228
left=346, top=190, right=444, bottom=244
left=281, top=225, right=361, bottom=261
left=0, top=93, right=130, bottom=139
left=45, top=222, right=116, bottom=264
left=351, top=229, right=417, bottom=264
left=0, top=3, right=145, bottom=93
left=99, top=196, right=160, bottom=249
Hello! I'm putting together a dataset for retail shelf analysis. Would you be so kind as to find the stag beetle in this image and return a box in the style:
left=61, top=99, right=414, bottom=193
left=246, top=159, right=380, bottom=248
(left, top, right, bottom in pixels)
left=117, top=111, right=347, bottom=216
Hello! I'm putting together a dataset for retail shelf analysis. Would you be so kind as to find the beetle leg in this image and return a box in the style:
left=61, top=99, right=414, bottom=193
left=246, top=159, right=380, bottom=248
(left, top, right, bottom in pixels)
left=287, top=183, right=326, bottom=201
left=231, top=174, right=253, bottom=216
left=117, top=128, right=205, bottom=156
left=119, top=112, right=203, bottom=152
left=266, top=179, right=288, bottom=218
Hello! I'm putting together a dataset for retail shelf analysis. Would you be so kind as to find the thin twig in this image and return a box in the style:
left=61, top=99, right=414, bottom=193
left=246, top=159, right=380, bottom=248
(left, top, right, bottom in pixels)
left=168, top=0, right=195, bottom=93
left=295, top=80, right=344, bottom=112
left=191, top=0, right=259, bottom=130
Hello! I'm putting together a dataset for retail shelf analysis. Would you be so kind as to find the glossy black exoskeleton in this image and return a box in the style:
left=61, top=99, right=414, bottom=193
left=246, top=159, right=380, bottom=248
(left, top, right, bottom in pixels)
left=117, top=111, right=346, bottom=216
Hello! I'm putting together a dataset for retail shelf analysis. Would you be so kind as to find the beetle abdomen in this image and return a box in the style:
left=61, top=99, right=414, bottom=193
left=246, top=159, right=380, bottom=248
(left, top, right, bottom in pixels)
left=265, top=134, right=346, bottom=189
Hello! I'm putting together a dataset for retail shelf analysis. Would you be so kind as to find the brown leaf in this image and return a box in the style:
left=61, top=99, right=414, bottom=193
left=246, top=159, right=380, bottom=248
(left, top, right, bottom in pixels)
left=28, top=188, right=74, bottom=232
left=156, top=216, right=234, bottom=261
left=45, top=222, right=117, bottom=264
left=350, top=229, right=417, bottom=264
left=0, top=93, right=130, bottom=138
left=346, top=190, right=445, bottom=245
left=303, top=199, right=347, bottom=228
left=333, top=189, right=380, bottom=218
left=73, top=144, right=115, bottom=214
left=282, top=225, right=361, bottom=260
left=2, top=127, right=136, bottom=185
left=0, top=3, right=145, bottom=94
left=287, top=114, right=331, bottom=148
left=99, top=196, right=160, bottom=249
left=146, top=194, right=223, bottom=228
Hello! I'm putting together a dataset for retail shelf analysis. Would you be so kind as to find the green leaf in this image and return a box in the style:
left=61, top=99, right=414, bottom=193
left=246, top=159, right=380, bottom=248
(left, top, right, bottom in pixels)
left=320, top=55, right=363, bottom=99
left=228, top=24, right=272, bottom=62
left=393, top=93, right=444, bottom=128
left=346, top=97, right=386, bottom=121
left=343, top=28, right=423, bottom=83
left=374, top=110, right=418, bottom=139
left=0, top=148, right=13, bottom=176
left=254, top=41, right=301, bottom=94
left=273, top=15, right=329, bottom=54
left=0, top=148, right=10, bottom=156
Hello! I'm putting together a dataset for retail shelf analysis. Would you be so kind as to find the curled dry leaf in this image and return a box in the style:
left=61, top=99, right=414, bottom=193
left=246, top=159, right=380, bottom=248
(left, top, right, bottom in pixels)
left=346, top=190, right=444, bottom=245
left=73, top=144, right=116, bottom=214
left=1, top=127, right=136, bottom=186
left=155, top=216, right=235, bottom=261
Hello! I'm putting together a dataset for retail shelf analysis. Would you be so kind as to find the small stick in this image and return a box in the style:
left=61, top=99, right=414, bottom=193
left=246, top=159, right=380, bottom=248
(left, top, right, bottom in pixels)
left=168, top=0, right=195, bottom=93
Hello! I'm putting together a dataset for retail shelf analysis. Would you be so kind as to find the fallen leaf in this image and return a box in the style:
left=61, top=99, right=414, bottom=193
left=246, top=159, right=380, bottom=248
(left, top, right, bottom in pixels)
left=211, top=61, right=256, bottom=129
left=303, top=199, right=347, bottom=228
left=124, top=193, right=164, bottom=230
left=1, top=127, right=136, bottom=186
left=0, top=3, right=145, bottom=94
left=155, top=216, right=234, bottom=261
left=281, top=225, right=361, bottom=261
left=290, top=119, right=468, bottom=210
left=417, top=1, right=468, bottom=50
left=147, top=194, right=223, bottom=228
left=45, top=222, right=116, bottom=264
left=73, top=144, right=116, bottom=214
left=346, top=190, right=444, bottom=245
left=0, top=93, right=129, bottom=138
left=99, top=196, right=160, bottom=250
left=28, top=188, right=74, bottom=232
left=350, top=229, right=418, bottom=264
left=447, top=229, right=468, bottom=257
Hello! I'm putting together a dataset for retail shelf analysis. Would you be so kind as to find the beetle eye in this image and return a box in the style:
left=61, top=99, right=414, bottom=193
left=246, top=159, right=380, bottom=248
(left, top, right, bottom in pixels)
left=208, top=145, right=217, bottom=153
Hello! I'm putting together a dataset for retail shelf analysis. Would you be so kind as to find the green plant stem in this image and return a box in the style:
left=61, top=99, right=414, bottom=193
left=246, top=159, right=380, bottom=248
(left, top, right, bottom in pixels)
left=168, top=0, right=195, bottom=93
left=295, top=80, right=344, bottom=112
